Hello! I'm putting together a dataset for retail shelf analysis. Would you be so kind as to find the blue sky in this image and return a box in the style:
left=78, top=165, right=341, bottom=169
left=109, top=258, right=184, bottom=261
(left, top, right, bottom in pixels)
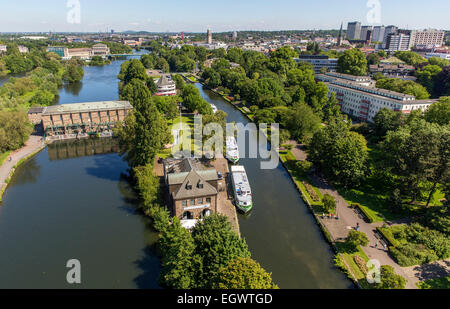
left=0, top=0, right=449, bottom=32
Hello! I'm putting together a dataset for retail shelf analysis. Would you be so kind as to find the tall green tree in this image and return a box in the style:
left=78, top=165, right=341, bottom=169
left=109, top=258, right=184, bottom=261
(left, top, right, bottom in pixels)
left=337, top=49, right=368, bottom=76
left=192, top=215, right=251, bottom=288
left=213, top=257, right=279, bottom=289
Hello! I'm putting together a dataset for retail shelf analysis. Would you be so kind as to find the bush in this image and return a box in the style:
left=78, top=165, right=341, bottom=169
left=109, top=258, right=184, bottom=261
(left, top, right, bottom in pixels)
left=352, top=203, right=375, bottom=223
left=322, top=194, right=336, bottom=213
left=347, top=230, right=369, bottom=250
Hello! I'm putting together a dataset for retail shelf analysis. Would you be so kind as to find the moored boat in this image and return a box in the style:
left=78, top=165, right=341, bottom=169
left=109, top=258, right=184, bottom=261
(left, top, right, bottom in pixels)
left=226, top=136, right=239, bottom=164
left=230, top=165, right=253, bottom=213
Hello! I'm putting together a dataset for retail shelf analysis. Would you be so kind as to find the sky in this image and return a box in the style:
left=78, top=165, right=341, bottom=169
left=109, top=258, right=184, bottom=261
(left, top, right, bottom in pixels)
left=0, top=0, right=449, bottom=33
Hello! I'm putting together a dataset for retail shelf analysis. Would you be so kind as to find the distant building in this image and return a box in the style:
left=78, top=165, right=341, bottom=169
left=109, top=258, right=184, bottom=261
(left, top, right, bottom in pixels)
left=46, top=46, right=68, bottom=58
left=372, top=26, right=386, bottom=43
left=155, top=75, right=177, bottom=96
left=294, top=55, right=338, bottom=74
left=347, top=22, right=362, bottom=40
left=316, top=72, right=437, bottom=123
left=67, top=48, right=93, bottom=60
left=337, top=22, right=344, bottom=46
left=18, top=45, right=29, bottom=53
left=382, top=25, right=398, bottom=48
left=360, top=26, right=373, bottom=41
left=123, top=38, right=143, bottom=47
left=411, top=29, right=445, bottom=48
left=232, top=31, right=238, bottom=40
left=385, top=32, right=411, bottom=52
left=0, top=45, right=7, bottom=53
left=163, top=158, right=219, bottom=229
left=92, top=43, right=110, bottom=57
left=425, top=51, right=450, bottom=60
left=368, top=63, right=415, bottom=77
left=207, top=29, right=213, bottom=44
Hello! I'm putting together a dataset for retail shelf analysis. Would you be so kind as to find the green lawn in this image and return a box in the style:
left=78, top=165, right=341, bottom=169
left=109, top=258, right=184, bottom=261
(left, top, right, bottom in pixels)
left=0, top=151, right=11, bottom=166
left=279, top=150, right=326, bottom=211
left=335, top=242, right=372, bottom=289
left=417, top=276, right=450, bottom=289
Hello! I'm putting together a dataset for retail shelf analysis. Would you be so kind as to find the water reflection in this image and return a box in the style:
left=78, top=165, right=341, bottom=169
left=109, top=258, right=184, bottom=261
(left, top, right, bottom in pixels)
left=9, top=157, right=41, bottom=186
left=63, top=81, right=83, bottom=96
left=48, top=138, right=120, bottom=161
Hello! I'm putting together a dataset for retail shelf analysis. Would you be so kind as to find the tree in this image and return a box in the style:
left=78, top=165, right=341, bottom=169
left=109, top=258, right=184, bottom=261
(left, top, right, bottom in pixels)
left=116, top=79, right=171, bottom=167
left=119, top=59, right=147, bottom=85
left=192, top=214, right=251, bottom=288
left=434, top=66, right=450, bottom=97
left=366, top=53, right=380, bottom=66
left=159, top=218, right=198, bottom=289
left=373, top=265, right=407, bottom=289
left=62, top=63, right=84, bottom=83
left=285, top=102, right=321, bottom=142
left=373, top=108, right=404, bottom=140
left=337, top=49, right=368, bottom=76
left=213, top=257, right=278, bottom=289
left=323, top=93, right=342, bottom=123
left=376, top=78, right=430, bottom=100
left=428, top=57, right=450, bottom=68
left=383, top=119, right=449, bottom=204
left=424, top=97, right=450, bottom=126
left=134, top=164, right=161, bottom=207
left=309, top=116, right=368, bottom=188
left=322, top=194, right=336, bottom=213
left=394, top=51, right=427, bottom=67
left=416, top=65, right=442, bottom=95
left=0, top=110, right=33, bottom=153
left=347, top=230, right=369, bottom=249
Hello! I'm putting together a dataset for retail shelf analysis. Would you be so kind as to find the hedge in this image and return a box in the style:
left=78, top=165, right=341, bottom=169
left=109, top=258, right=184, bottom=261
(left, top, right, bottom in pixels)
left=351, top=203, right=376, bottom=223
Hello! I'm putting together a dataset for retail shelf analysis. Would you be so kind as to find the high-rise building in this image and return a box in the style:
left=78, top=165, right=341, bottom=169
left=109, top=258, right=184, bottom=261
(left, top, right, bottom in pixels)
left=382, top=25, right=398, bottom=48
left=410, top=29, right=445, bottom=48
left=206, top=29, right=213, bottom=44
left=360, top=26, right=373, bottom=41
left=347, top=22, right=361, bottom=40
left=232, top=31, right=238, bottom=40
left=385, top=32, right=411, bottom=52
left=372, top=26, right=386, bottom=42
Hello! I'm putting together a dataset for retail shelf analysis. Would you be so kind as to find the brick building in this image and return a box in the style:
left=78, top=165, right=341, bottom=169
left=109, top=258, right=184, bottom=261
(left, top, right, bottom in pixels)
left=163, top=158, right=219, bottom=229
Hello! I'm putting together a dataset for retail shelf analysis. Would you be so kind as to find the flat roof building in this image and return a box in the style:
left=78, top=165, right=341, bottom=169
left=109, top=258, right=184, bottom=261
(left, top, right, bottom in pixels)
left=316, top=72, right=437, bottom=123
left=29, top=101, right=132, bottom=140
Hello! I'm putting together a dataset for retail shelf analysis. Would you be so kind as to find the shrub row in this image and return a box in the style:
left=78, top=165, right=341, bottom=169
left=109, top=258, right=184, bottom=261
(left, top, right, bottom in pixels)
left=351, top=203, right=375, bottom=223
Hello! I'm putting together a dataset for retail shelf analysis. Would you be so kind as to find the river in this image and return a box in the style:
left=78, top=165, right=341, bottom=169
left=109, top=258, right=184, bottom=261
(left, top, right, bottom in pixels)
left=0, top=52, right=351, bottom=289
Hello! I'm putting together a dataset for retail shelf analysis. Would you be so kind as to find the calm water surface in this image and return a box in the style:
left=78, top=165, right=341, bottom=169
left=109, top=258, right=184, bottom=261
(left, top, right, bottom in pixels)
left=0, top=52, right=351, bottom=288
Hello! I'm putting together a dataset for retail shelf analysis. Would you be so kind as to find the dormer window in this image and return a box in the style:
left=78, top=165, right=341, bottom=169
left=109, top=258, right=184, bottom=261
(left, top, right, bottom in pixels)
left=186, top=182, right=193, bottom=190
left=197, top=181, right=204, bottom=189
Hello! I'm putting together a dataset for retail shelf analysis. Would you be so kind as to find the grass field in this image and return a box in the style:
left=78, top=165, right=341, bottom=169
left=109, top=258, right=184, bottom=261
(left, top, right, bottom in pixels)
left=0, top=151, right=11, bottom=166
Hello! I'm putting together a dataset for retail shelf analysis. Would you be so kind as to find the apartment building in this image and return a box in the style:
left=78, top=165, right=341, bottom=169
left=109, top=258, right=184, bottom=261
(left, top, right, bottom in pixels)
left=411, top=29, right=445, bottom=48
left=294, top=55, right=338, bottom=74
left=347, top=22, right=362, bottom=40
left=316, top=72, right=436, bottom=123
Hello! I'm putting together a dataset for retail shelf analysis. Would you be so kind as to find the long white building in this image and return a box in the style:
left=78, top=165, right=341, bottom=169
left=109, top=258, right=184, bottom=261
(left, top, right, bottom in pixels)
left=316, top=72, right=437, bottom=123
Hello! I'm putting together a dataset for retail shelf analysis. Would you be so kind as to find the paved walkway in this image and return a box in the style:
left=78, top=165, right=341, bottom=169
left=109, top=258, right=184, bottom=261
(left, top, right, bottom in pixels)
left=0, top=135, right=45, bottom=199
left=285, top=140, right=450, bottom=289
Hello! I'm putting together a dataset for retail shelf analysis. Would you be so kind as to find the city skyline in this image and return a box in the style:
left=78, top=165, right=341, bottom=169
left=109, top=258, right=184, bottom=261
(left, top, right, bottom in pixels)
left=0, top=0, right=449, bottom=33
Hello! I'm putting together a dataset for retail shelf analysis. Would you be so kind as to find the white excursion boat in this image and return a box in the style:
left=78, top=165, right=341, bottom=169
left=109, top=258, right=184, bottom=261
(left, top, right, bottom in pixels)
left=230, top=165, right=253, bottom=213
left=226, top=136, right=239, bottom=164
left=210, top=104, right=218, bottom=114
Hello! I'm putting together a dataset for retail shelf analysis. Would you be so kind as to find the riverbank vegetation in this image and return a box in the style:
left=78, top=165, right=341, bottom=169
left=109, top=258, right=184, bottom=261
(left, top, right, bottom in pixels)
left=171, top=43, right=449, bottom=275
left=114, top=59, right=278, bottom=289
left=0, top=43, right=84, bottom=155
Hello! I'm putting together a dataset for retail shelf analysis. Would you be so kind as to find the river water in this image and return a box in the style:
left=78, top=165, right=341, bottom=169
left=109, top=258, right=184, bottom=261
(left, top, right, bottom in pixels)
left=0, top=52, right=351, bottom=289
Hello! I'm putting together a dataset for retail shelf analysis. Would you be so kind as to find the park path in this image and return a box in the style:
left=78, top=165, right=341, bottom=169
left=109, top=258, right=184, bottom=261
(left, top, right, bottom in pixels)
left=284, top=139, right=438, bottom=289
left=0, top=135, right=45, bottom=198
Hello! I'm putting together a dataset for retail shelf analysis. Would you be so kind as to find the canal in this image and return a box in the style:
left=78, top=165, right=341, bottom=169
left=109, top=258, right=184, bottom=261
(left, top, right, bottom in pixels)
left=0, top=52, right=351, bottom=289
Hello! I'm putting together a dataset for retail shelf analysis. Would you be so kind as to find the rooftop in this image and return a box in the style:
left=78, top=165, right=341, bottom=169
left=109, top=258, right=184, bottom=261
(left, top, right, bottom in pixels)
left=41, top=101, right=132, bottom=115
